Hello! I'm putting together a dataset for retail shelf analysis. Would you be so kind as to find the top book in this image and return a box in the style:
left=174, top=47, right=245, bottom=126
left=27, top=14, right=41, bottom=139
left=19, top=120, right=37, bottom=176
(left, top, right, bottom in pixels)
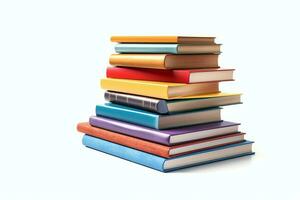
left=111, top=36, right=216, bottom=44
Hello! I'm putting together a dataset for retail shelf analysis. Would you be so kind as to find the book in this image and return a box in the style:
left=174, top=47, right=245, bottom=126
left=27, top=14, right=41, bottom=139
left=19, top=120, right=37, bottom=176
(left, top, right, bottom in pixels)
left=106, top=67, right=233, bottom=83
left=82, top=135, right=254, bottom=172
left=109, top=54, right=219, bottom=69
left=89, top=116, right=240, bottom=145
left=111, top=36, right=216, bottom=44
left=114, top=44, right=221, bottom=54
left=96, top=103, right=221, bottom=129
left=101, top=78, right=219, bottom=99
left=77, top=122, right=245, bottom=158
left=104, top=91, right=241, bottom=114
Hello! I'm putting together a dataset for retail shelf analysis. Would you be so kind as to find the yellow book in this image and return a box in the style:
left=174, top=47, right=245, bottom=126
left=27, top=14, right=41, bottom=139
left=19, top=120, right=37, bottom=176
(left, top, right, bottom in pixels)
left=101, top=78, right=220, bottom=99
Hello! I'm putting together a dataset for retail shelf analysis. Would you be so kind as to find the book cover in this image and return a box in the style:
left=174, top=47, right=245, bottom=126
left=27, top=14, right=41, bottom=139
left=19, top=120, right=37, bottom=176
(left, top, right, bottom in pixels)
left=106, top=67, right=233, bottom=83
left=82, top=135, right=254, bottom=172
left=89, top=116, right=240, bottom=145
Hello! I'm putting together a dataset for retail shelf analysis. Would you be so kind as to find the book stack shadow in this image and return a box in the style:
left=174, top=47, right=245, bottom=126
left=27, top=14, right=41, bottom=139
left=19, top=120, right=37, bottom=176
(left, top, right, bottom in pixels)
left=77, top=36, right=254, bottom=172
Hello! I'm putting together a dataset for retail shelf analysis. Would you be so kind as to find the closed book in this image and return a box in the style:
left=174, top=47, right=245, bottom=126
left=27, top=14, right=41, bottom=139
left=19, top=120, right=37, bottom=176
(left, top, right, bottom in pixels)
left=111, top=36, right=216, bottom=44
left=104, top=91, right=241, bottom=114
left=89, top=116, right=239, bottom=145
left=106, top=67, right=233, bottom=83
left=96, top=103, right=221, bottom=129
left=109, top=54, right=219, bottom=69
left=82, top=135, right=254, bottom=172
left=115, top=44, right=221, bottom=54
left=101, top=78, right=219, bottom=99
left=77, top=122, right=245, bottom=158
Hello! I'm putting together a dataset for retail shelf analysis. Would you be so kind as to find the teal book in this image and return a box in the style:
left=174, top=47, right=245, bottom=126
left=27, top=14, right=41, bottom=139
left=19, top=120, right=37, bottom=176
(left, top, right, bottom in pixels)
left=83, top=135, right=254, bottom=172
left=95, top=103, right=221, bottom=129
left=115, top=43, right=221, bottom=54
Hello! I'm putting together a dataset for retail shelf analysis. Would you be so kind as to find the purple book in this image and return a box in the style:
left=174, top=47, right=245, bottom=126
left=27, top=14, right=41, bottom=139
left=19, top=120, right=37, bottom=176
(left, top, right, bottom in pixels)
left=89, top=116, right=240, bottom=145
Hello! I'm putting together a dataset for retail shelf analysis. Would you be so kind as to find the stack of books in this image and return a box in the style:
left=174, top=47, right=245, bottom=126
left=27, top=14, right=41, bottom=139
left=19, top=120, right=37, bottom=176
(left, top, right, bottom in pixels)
left=77, top=36, right=254, bottom=172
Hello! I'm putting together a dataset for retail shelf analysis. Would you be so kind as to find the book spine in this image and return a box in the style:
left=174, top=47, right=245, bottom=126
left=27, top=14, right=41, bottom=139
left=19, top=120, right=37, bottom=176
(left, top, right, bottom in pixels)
left=89, top=116, right=171, bottom=145
left=109, top=54, right=167, bottom=69
left=106, top=67, right=190, bottom=83
left=115, top=44, right=178, bottom=54
left=104, top=92, right=160, bottom=113
left=82, top=135, right=166, bottom=172
left=77, top=123, right=170, bottom=158
left=111, top=36, right=178, bottom=43
left=100, top=78, right=169, bottom=99
left=96, top=103, right=159, bottom=129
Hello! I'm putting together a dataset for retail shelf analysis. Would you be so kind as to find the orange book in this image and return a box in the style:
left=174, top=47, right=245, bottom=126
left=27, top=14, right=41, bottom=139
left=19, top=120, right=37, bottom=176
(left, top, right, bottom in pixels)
left=77, top=122, right=245, bottom=158
left=111, top=36, right=216, bottom=44
left=109, top=54, right=219, bottom=69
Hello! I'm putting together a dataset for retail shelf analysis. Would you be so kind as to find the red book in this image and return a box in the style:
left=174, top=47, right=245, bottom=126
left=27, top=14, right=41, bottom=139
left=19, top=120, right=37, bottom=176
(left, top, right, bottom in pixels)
left=77, top=122, right=245, bottom=158
left=106, top=67, right=234, bottom=83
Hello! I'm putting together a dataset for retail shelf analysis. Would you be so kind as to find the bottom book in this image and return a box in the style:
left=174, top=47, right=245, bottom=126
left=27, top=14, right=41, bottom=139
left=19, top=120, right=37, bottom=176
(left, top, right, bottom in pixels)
left=82, top=135, right=254, bottom=172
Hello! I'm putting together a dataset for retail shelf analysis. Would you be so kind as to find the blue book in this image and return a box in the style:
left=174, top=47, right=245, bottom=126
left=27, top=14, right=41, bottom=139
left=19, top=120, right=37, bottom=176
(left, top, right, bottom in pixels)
left=82, top=135, right=254, bottom=172
left=115, top=43, right=221, bottom=54
left=96, top=103, right=222, bottom=129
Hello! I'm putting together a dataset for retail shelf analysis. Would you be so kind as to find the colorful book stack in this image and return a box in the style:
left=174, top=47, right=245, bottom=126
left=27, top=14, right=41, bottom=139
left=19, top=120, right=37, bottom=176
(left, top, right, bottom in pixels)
left=77, top=36, right=254, bottom=172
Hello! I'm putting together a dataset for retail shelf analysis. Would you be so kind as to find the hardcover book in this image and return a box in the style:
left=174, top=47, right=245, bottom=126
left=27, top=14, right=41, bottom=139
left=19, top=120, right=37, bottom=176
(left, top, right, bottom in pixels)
left=96, top=103, right=221, bottom=129
left=111, top=36, right=216, bottom=44
left=101, top=78, right=219, bottom=99
left=104, top=91, right=241, bottom=114
left=106, top=67, right=233, bottom=83
left=114, top=44, right=221, bottom=54
left=77, top=122, right=245, bottom=158
left=82, top=135, right=254, bottom=172
left=109, top=54, right=219, bottom=69
left=89, top=116, right=240, bottom=145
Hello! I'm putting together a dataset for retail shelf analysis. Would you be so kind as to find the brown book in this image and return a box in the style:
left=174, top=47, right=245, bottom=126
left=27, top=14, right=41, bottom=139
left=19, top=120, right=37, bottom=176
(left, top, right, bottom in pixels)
left=109, top=54, right=219, bottom=69
left=111, top=35, right=216, bottom=44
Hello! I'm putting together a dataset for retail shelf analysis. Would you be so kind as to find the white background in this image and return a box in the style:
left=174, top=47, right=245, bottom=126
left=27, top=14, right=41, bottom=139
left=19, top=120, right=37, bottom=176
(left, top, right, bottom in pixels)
left=0, top=0, right=299, bottom=199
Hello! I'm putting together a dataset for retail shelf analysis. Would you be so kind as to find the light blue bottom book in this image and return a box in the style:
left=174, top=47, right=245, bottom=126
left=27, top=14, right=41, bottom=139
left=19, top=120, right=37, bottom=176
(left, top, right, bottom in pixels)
left=82, top=135, right=254, bottom=172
